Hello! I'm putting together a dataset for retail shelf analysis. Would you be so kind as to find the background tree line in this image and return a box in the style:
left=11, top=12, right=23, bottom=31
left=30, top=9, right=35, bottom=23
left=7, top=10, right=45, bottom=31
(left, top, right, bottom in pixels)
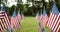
left=0, top=0, right=60, bottom=16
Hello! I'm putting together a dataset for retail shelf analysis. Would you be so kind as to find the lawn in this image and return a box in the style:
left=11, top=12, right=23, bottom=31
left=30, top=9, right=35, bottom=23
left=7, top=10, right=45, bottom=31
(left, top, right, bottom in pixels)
left=4, top=16, right=50, bottom=32
left=16, top=16, right=39, bottom=32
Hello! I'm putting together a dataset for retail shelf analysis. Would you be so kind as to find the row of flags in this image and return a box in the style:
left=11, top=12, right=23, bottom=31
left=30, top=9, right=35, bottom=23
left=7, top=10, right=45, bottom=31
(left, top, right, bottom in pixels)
left=36, top=3, right=60, bottom=32
left=0, top=5, right=24, bottom=32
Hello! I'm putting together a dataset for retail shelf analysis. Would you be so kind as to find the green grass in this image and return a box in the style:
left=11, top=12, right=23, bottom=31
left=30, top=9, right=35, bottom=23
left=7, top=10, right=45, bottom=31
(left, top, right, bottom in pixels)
left=19, top=17, right=39, bottom=32
left=4, top=16, right=50, bottom=32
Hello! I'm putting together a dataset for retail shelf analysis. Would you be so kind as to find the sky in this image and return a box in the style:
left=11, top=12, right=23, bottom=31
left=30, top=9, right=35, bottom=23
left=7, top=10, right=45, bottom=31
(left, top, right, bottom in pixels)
left=22, top=0, right=27, bottom=4
left=6, top=0, right=49, bottom=7
left=45, top=0, right=49, bottom=2
left=22, top=0, right=49, bottom=3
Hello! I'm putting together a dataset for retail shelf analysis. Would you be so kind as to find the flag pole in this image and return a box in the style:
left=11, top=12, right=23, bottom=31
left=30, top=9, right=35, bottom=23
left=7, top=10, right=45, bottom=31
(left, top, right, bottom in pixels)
left=1, top=3, right=3, bottom=11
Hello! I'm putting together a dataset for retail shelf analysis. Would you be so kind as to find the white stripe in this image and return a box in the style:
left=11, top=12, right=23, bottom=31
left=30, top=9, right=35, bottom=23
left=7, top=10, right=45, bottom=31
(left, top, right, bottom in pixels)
left=16, top=17, right=18, bottom=28
left=0, top=19, right=5, bottom=30
left=51, top=15, right=57, bottom=29
left=4, top=16, right=8, bottom=28
left=53, top=19, right=60, bottom=32
left=45, top=16, right=48, bottom=25
left=15, top=17, right=17, bottom=28
left=47, top=13, right=52, bottom=26
left=2, top=19, right=7, bottom=29
left=0, top=12, right=10, bottom=31
left=56, top=25, right=60, bottom=32
left=0, top=14, right=4, bottom=16
left=17, top=17, right=20, bottom=28
left=52, top=15, right=59, bottom=30
left=49, top=13, right=53, bottom=27
left=0, top=11, right=5, bottom=13
left=0, top=19, right=3, bottom=31
left=0, top=16, right=4, bottom=18
left=0, top=25, right=3, bottom=31
left=48, top=13, right=52, bottom=27
left=5, top=13, right=10, bottom=29
left=50, top=13, right=54, bottom=28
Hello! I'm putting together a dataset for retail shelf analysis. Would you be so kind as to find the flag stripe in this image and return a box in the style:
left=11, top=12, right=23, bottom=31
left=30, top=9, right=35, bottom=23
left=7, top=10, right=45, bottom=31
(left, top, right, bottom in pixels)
left=4, top=12, right=11, bottom=29
left=0, top=12, right=10, bottom=31
left=51, top=14, right=57, bottom=29
left=0, top=19, right=3, bottom=31
left=56, top=26, right=60, bottom=32
left=0, top=19, right=5, bottom=31
left=53, top=16, right=60, bottom=32
left=54, top=22, right=60, bottom=32
left=45, top=12, right=60, bottom=32
left=52, top=14, right=60, bottom=30
left=50, top=13, right=55, bottom=28
left=47, top=13, right=52, bottom=26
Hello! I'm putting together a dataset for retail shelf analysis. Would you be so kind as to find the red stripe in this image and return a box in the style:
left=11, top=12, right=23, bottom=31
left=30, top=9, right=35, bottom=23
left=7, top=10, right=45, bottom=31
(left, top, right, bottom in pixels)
left=53, top=21, right=60, bottom=32
left=52, top=15, right=60, bottom=30
left=48, top=13, right=52, bottom=26
left=47, top=13, right=52, bottom=27
left=53, top=16, right=60, bottom=32
left=0, top=19, right=5, bottom=31
left=0, top=12, right=8, bottom=29
left=50, top=13, right=55, bottom=28
left=0, top=19, right=4, bottom=31
left=51, top=15, right=57, bottom=29
left=42, top=15, right=48, bottom=26
left=46, top=13, right=60, bottom=32
left=14, top=16, right=20, bottom=29
left=0, top=12, right=11, bottom=31
left=56, top=26, right=60, bottom=32
left=17, top=16, right=20, bottom=28
left=0, top=19, right=3, bottom=31
left=55, top=22, right=60, bottom=32
left=45, top=16, right=48, bottom=25
left=4, top=12, right=11, bottom=29
left=46, top=17, right=49, bottom=26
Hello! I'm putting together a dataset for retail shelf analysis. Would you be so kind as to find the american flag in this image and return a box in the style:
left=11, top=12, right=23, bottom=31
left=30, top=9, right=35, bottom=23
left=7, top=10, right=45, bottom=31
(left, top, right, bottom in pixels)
left=0, top=11, right=11, bottom=32
left=47, top=3, right=60, bottom=32
left=36, top=12, right=41, bottom=22
left=17, top=10, right=23, bottom=21
left=0, top=18, right=3, bottom=32
left=42, top=7, right=48, bottom=27
left=11, top=10, right=21, bottom=30
left=35, top=8, right=48, bottom=26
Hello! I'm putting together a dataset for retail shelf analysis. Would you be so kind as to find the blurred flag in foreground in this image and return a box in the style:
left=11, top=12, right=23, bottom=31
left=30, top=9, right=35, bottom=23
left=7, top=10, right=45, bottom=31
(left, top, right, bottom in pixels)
left=42, top=7, right=48, bottom=27
left=36, top=12, right=41, bottom=22
left=11, top=10, right=18, bottom=29
left=0, top=11, right=11, bottom=32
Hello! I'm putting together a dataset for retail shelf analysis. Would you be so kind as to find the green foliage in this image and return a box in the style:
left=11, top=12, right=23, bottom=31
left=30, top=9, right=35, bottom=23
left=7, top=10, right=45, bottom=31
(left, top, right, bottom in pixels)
left=5, top=0, right=60, bottom=16
left=45, top=26, right=51, bottom=32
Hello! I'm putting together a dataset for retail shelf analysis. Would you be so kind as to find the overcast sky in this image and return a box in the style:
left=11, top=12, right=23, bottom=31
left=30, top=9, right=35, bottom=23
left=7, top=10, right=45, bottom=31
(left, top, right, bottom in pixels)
left=6, top=0, right=49, bottom=7
left=22, top=0, right=49, bottom=3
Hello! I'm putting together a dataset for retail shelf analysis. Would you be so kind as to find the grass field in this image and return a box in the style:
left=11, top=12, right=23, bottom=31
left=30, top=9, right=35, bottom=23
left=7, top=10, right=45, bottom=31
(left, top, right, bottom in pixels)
left=15, top=16, right=39, bottom=32
left=4, top=16, right=50, bottom=32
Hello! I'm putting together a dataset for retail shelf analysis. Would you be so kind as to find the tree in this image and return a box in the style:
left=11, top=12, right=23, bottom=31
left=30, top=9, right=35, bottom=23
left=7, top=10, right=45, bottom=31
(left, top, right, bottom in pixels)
left=55, top=0, right=60, bottom=12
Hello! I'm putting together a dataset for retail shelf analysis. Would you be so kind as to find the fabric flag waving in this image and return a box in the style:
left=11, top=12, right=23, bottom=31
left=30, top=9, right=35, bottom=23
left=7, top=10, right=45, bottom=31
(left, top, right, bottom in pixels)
left=0, top=11, right=11, bottom=32
left=17, top=9, right=24, bottom=21
left=11, top=10, right=21, bottom=30
left=47, top=3, right=60, bottom=32
left=11, top=10, right=17, bottom=29
left=51, top=3, right=59, bottom=15
left=36, top=11, right=41, bottom=22
left=42, top=7, right=48, bottom=27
